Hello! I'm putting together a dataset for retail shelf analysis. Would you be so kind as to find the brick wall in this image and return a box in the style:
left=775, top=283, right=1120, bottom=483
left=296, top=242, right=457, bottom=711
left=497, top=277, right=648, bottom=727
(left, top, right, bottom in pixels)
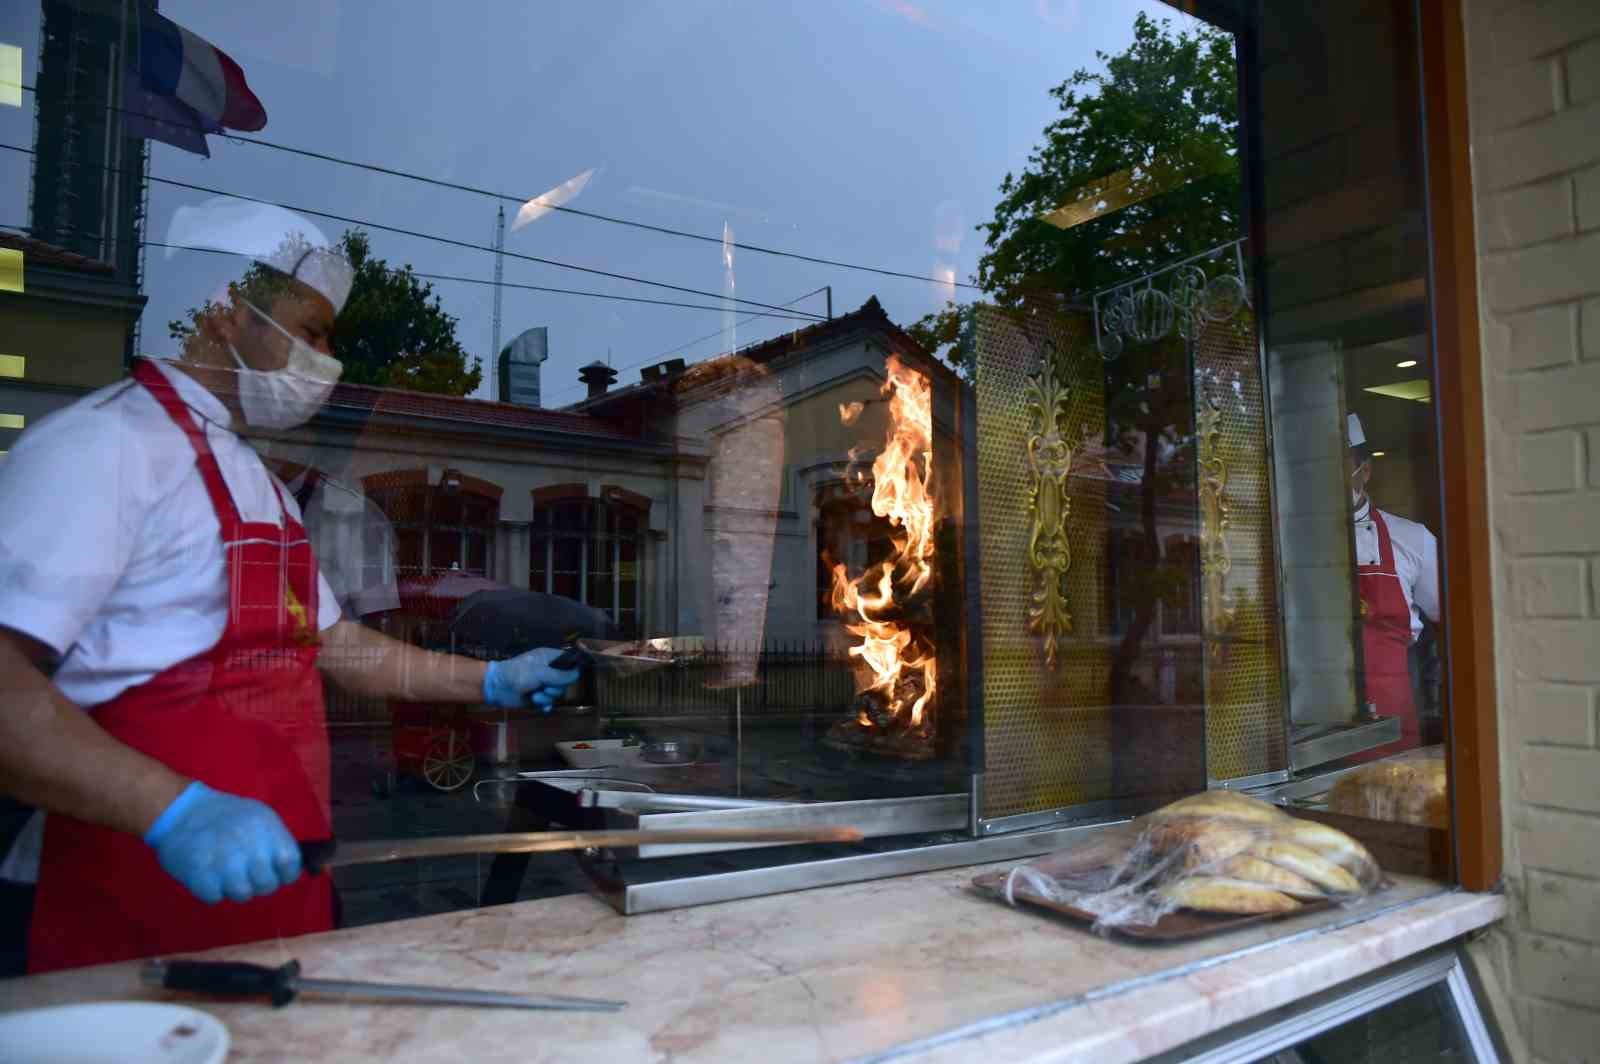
left=1465, top=0, right=1600, bottom=1057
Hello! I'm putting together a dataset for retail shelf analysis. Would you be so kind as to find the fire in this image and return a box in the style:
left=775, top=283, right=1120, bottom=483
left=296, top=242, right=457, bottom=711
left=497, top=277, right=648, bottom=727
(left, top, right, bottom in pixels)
left=831, top=356, right=938, bottom=733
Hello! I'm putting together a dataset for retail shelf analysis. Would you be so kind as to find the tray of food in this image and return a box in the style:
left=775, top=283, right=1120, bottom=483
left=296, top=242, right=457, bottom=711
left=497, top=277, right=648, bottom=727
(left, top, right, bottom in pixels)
left=571, top=637, right=706, bottom=676
left=975, top=790, right=1384, bottom=943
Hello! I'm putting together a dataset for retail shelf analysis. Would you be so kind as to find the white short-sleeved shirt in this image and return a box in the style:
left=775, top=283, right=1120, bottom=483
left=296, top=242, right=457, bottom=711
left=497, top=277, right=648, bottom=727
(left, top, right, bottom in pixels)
left=1353, top=499, right=1441, bottom=642
left=0, top=359, right=342, bottom=708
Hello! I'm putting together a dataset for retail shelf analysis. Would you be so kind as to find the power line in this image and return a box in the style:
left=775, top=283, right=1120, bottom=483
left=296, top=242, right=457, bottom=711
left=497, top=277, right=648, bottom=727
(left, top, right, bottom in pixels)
left=0, top=141, right=829, bottom=321
left=14, top=80, right=982, bottom=291
left=0, top=222, right=821, bottom=322
left=544, top=286, right=829, bottom=405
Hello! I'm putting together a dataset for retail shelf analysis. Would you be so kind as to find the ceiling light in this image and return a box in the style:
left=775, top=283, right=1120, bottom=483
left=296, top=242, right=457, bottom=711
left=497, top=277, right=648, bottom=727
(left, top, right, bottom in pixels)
left=1372, top=451, right=1386, bottom=457
left=1395, top=359, right=1417, bottom=368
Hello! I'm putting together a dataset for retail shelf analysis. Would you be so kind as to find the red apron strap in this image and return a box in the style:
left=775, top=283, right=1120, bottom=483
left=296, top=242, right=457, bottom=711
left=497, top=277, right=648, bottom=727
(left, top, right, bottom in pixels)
left=132, top=360, right=244, bottom=530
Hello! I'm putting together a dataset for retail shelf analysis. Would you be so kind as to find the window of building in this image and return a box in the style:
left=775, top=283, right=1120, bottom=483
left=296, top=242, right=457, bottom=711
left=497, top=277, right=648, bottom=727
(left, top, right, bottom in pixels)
left=530, top=491, right=644, bottom=637
left=815, top=484, right=895, bottom=621
left=368, top=474, right=498, bottom=579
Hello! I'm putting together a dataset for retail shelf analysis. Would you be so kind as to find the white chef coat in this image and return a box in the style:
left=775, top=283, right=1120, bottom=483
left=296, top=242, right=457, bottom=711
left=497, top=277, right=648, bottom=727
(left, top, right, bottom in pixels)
left=0, top=359, right=344, bottom=884
left=1353, top=497, right=1440, bottom=641
left=0, top=358, right=342, bottom=705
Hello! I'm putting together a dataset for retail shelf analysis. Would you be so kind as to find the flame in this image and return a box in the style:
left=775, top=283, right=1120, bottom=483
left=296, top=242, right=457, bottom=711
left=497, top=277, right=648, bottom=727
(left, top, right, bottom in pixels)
left=831, top=356, right=938, bottom=732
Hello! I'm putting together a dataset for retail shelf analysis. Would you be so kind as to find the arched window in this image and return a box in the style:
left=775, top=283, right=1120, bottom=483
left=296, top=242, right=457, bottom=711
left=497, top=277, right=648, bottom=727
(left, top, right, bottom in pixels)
left=366, top=469, right=501, bottom=578
left=531, top=485, right=646, bottom=636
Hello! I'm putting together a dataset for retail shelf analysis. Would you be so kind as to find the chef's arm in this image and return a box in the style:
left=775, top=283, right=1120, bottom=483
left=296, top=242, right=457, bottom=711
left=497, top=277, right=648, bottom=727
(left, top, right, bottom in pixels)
left=317, top=619, right=489, bottom=702
left=0, top=627, right=188, bottom=837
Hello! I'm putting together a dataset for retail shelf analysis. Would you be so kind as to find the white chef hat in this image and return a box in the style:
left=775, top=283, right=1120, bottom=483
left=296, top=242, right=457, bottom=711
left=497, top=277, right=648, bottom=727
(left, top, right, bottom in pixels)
left=1347, top=412, right=1366, bottom=449
left=166, top=197, right=354, bottom=313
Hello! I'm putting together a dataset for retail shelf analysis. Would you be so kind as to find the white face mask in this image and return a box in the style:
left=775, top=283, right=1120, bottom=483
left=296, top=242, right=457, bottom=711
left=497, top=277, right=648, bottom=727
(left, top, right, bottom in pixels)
left=227, top=300, right=343, bottom=430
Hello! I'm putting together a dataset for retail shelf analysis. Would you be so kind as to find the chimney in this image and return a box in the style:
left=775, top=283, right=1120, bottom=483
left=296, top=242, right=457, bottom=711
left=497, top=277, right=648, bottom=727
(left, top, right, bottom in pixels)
left=579, top=360, right=618, bottom=399
left=499, top=326, right=549, bottom=408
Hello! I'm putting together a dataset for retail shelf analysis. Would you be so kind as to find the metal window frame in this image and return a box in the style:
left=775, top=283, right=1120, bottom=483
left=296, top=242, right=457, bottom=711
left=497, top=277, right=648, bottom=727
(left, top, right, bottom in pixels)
left=1148, top=946, right=1500, bottom=1064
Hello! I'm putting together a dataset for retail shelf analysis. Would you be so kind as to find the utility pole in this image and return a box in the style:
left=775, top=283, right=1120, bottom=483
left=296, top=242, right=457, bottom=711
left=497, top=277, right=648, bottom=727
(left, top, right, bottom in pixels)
left=490, top=205, right=505, bottom=400
left=825, top=285, right=832, bottom=320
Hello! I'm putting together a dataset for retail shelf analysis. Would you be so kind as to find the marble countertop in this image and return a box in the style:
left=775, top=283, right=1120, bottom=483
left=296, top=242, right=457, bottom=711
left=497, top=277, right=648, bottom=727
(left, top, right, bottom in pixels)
left=0, top=865, right=1502, bottom=1063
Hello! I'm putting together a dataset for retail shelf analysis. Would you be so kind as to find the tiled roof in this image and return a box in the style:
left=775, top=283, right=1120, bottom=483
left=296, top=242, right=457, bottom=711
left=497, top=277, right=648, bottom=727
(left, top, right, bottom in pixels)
left=0, top=231, right=116, bottom=275
left=321, top=378, right=636, bottom=440
left=571, top=295, right=951, bottom=412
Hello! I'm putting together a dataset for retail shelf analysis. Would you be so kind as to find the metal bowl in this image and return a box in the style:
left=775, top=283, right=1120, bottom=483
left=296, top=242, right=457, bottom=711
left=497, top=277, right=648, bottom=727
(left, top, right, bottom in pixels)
left=641, top=739, right=698, bottom=765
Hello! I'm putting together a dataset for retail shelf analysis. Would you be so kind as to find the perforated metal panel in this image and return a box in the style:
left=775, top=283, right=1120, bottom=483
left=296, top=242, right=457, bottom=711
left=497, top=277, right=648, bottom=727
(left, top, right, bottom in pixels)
left=1194, top=311, right=1289, bottom=780
left=974, top=307, right=1114, bottom=820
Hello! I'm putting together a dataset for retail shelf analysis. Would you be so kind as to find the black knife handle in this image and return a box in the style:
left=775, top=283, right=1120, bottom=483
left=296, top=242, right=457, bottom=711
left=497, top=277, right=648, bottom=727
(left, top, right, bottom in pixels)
left=300, top=838, right=337, bottom=875
left=158, top=959, right=302, bottom=1008
left=548, top=636, right=591, bottom=672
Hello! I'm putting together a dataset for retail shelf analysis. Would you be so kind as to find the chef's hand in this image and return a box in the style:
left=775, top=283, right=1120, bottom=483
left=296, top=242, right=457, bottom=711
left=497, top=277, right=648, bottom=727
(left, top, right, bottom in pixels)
left=482, top=647, right=582, bottom=712
left=144, top=781, right=303, bottom=905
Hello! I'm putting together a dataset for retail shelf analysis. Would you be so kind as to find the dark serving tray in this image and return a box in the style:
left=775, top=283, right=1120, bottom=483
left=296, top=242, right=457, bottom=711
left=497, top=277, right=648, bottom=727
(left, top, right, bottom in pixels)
left=971, top=868, right=1336, bottom=943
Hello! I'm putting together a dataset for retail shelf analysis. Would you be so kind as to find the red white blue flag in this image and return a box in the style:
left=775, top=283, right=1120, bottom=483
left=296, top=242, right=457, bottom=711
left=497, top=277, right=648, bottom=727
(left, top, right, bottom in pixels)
left=123, top=10, right=266, bottom=157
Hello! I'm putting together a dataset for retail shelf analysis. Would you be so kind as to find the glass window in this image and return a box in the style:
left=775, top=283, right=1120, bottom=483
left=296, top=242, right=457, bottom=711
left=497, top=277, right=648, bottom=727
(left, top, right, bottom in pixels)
left=0, top=0, right=1466, bottom=966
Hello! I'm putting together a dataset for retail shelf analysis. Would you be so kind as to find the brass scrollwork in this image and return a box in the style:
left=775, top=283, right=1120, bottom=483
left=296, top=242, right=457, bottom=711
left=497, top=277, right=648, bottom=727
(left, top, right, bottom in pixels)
left=1197, top=401, right=1235, bottom=654
left=1025, top=344, right=1074, bottom=666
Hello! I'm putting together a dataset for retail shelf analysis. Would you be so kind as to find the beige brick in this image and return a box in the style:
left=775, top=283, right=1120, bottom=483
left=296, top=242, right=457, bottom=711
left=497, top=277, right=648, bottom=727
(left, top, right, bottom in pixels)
left=1482, top=100, right=1600, bottom=191
left=1571, top=36, right=1600, bottom=106
left=1591, top=430, right=1600, bottom=487
left=1522, top=745, right=1600, bottom=811
left=1500, top=360, right=1600, bottom=432
left=1483, top=230, right=1600, bottom=313
left=1522, top=682, right=1597, bottom=745
left=1518, top=934, right=1600, bottom=1008
left=1527, top=999, right=1600, bottom=1062
left=1586, top=298, right=1600, bottom=361
left=1580, top=166, right=1600, bottom=232
left=1502, top=303, right=1579, bottom=372
left=1514, top=619, right=1600, bottom=682
left=1517, top=558, right=1589, bottom=616
left=1515, top=430, right=1582, bottom=492
left=1530, top=871, right=1600, bottom=943
left=1485, top=177, right=1574, bottom=250
left=1480, top=55, right=1561, bottom=131
left=1491, top=0, right=1600, bottom=63
left=1518, top=809, right=1600, bottom=876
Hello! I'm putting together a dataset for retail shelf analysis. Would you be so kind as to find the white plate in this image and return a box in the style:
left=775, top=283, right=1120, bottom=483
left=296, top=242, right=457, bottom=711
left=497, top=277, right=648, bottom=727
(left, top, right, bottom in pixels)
left=0, top=1002, right=229, bottom=1064
left=555, top=739, right=643, bottom=768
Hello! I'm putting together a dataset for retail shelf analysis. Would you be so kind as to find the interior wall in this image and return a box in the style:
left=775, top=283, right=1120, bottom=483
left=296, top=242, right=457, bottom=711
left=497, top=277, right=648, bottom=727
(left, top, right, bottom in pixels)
left=1462, top=0, right=1600, bottom=1057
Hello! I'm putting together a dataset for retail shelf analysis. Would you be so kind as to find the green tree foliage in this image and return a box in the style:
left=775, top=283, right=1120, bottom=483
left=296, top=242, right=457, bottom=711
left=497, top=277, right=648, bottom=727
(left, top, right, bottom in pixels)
left=170, top=229, right=483, bottom=397
left=911, top=13, right=1239, bottom=372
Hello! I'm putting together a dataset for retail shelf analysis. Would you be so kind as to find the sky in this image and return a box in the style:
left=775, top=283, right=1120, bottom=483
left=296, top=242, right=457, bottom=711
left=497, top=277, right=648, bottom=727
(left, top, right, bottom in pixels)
left=2, top=0, right=1196, bottom=408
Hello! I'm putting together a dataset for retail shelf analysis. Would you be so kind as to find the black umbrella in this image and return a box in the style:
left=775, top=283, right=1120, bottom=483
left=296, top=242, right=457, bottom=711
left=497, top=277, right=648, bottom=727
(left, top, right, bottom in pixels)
left=448, top=589, right=618, bottom=659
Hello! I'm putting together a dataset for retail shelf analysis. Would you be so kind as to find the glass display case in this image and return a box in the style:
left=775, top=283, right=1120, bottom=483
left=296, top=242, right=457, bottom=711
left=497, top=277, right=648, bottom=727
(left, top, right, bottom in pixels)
left=0, top=0, right=1481, bottom=996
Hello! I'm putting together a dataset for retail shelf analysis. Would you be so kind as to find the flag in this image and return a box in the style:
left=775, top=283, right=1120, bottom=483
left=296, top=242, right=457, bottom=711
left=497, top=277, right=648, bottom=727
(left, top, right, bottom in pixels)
left=123, top=9, right=266, bottom=157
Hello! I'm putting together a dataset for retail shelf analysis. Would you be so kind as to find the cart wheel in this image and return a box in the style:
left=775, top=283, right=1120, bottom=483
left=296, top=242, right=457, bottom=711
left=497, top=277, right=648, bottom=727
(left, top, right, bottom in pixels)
left=421, top=732, right=475, bottom=792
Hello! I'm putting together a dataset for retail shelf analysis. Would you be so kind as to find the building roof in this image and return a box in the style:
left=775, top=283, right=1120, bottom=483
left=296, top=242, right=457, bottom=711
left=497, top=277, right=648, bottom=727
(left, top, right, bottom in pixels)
left=321, top=378, right=636, bottom=441
left=0, top=232, right=116, bottom=275
left=569, top=296, right=954, bottom=414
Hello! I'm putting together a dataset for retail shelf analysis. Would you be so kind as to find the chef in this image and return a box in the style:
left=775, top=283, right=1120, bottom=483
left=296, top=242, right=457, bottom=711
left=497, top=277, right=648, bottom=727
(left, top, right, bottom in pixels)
left=1348, top=412, right=1441, bottom=756
left=0, top=207, right=579, bottom=973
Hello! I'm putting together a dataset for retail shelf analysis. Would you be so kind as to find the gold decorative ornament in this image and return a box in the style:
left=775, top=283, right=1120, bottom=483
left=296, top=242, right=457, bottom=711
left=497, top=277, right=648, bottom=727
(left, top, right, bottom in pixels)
left=1197, top=400, right=1235, bottom=653
left=1025, top=343, right=1074, bottom=666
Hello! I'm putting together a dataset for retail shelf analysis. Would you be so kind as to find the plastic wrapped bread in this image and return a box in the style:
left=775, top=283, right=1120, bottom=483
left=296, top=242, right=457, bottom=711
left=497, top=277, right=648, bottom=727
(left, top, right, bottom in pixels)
left=1326, top=755, right=1447, bottom=829
left=997, top=790, right=1382, bottom=931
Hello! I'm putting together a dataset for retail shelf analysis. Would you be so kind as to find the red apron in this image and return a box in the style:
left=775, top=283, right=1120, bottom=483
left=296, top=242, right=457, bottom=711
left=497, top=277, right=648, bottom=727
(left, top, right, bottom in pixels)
left=29, top=360, right=334, bottom=973
left=1353, top=507, right=1417, bottom=762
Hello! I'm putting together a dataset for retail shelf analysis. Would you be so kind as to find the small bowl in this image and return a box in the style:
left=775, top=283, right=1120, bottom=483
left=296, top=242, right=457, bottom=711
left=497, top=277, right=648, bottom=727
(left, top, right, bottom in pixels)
left=641, top=740, right=698, bottom=765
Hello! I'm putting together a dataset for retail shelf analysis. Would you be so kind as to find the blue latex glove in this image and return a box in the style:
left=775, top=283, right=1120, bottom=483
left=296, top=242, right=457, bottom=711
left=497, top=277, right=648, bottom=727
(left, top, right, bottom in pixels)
left=483, top=647, right=582, bottom=711
left=143, top=781, right=302, bottom=905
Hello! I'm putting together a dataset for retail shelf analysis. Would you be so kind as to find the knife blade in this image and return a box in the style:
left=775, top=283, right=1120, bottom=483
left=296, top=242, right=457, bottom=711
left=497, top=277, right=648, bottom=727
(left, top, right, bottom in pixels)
left=300, top=826, right=865, bottom=872
left=142, top=959, right=625, bottom=1012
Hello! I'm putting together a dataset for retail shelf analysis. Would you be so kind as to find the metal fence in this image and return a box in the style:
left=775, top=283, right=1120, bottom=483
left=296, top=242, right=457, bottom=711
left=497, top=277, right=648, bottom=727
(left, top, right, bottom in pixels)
left=599, top=642, right=858, bottom=721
